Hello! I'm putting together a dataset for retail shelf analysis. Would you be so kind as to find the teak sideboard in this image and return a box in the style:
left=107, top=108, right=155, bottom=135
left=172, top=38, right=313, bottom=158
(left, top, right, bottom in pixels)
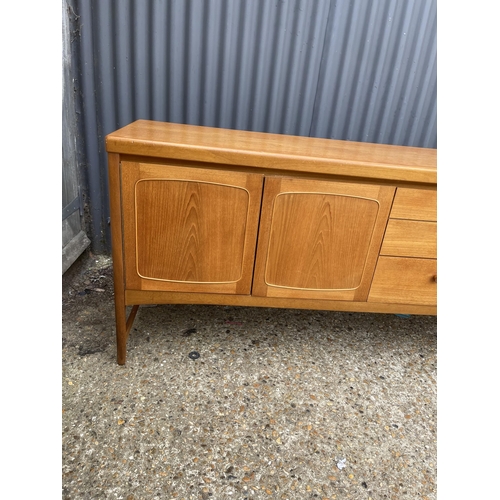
left=106, top=120, right=437, bottom=365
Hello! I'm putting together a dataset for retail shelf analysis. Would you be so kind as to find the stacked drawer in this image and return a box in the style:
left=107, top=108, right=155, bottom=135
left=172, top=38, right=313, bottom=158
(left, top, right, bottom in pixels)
left=368, top=188, right=437, bottom=306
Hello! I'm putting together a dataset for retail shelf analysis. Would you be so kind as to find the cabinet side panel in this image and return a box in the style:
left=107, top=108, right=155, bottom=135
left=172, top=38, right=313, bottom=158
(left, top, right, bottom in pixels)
left=108, top=153, right=126, bottom=299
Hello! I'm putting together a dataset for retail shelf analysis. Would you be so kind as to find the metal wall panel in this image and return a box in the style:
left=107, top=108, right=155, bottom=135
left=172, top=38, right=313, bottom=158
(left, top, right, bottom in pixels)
left=310, top=0, right=437, bottom=146
left=68, top=0, right=437, bottom=252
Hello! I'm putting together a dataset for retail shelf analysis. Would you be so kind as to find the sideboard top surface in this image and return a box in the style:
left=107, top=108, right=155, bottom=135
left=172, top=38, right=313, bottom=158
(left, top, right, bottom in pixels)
left=106, top=120, right=437, bottom=184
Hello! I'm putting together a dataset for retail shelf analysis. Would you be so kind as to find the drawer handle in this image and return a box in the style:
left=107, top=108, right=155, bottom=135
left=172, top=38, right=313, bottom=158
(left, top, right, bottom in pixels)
left=432, top=274, right=437, bottom=283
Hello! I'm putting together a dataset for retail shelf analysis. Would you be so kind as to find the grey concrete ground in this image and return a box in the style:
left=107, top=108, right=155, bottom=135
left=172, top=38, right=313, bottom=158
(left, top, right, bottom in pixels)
left=62, top=253, right=437, bottom=500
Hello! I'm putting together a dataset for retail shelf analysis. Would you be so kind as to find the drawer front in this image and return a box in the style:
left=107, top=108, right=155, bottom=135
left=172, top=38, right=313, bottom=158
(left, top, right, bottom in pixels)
left=381, top=220, right=436, bottom=259
left=390, top=188, right=436, bottom=221
left=368, top=256, right=437, bottom=306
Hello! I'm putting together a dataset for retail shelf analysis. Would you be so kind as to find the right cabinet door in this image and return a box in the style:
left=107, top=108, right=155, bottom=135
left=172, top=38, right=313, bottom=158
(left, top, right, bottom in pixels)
left=253, top=177, right=395, bottom=301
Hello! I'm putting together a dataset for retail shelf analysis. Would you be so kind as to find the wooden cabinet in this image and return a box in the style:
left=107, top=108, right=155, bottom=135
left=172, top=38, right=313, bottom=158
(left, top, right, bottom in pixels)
left=106, top=120, right=437, bottom=364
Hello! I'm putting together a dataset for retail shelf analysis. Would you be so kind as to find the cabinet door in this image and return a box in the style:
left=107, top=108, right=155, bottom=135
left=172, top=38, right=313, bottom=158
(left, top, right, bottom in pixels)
left=121, top=161, right=263, bottom=294
left=253, top=177, right=395, bottom=301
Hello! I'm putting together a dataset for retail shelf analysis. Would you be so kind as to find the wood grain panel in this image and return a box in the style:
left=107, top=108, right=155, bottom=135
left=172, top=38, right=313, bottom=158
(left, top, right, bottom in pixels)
left=122, top=162, right=263, bottom=294
left=106, top=120, right=437, bottom=184
left=381, top=220, right=436, bottom=258
left=135, top=180, right=249, bottom=282
left=253, top=177, right=395, bottom=301
left=368, top=256, right=437, bottom=306
left=265, top=193, right=379, bottom=289
left=391, top=187, right=437, bottom=221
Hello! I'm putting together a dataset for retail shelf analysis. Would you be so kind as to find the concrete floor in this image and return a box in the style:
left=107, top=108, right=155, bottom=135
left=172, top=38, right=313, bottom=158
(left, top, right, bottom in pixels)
left=62, top=253, right=437, bottom=500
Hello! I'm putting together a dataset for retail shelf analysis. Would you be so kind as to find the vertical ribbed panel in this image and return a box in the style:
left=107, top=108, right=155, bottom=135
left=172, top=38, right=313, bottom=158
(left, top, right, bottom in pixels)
left=70, top=0, right=437, bottom=252
left=94, top=0, right=330, bottom=135
left=311, top=0, right=437, bottom=146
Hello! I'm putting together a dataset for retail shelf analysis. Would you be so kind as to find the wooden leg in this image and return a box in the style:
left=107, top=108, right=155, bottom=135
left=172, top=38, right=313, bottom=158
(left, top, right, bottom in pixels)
left=116, top=304, right=140, bottom=365
left=115, top=292, right=127, bottom=365
left=115, top=302, right=128, bottom=365
left=126, top=305, right=140, bottom=333
left=108, top=151, right=132, bottom=365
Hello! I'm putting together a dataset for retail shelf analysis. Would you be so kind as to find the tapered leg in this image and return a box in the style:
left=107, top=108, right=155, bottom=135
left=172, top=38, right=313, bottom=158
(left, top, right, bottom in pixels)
left=115, top=302, right=140, bottom=365
left=115, top=302, right=128, bottom=365
left=116, top=306, right=139, bottom=365
left=108, top=152, right=129, bottom=365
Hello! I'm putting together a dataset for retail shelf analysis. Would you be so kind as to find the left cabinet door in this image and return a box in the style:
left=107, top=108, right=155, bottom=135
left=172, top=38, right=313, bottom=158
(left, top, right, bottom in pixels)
left=121, top=161, right=264, bottom=294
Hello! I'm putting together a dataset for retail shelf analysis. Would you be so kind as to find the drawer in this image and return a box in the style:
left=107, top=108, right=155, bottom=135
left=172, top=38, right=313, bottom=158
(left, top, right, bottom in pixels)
left=381, top=220, right=436, bottom=259
left=368, top=256, right=437, bottom=306
left=390, top=188, right=436, bottom=221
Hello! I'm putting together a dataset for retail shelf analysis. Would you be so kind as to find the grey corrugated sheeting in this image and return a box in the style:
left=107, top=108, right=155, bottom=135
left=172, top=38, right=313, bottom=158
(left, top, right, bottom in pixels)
left=311, top=0, right=437, bottom=146
left=69, top=0, right=437, bottom=252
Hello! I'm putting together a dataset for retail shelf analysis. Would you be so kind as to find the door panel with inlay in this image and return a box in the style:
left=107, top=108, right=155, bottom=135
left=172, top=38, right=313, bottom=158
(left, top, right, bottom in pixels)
left=121, top=161, right=263, bottom=294
left=253, top=177, right=395, bottom=301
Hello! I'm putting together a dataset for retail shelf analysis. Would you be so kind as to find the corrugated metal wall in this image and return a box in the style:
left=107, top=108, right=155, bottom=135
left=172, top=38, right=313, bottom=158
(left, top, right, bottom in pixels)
left=68, top=0, right=437, bottom=253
